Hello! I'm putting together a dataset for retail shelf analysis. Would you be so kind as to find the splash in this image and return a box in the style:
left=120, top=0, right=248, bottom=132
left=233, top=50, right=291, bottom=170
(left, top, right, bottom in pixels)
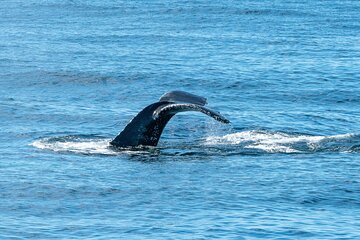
left=205, top=130, right=356, bottom=153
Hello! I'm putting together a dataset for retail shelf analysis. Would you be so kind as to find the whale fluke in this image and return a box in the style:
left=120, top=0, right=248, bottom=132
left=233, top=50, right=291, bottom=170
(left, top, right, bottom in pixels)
left=159, top=91, right=207, bottom=106
left=110, top=91, right=229, bottom=148
left=153, top=103, right=230, bottom=124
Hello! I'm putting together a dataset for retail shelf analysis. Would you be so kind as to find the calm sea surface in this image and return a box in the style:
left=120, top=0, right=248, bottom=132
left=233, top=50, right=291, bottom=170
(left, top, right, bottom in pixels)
left=1, top=0, right=360, bottom=239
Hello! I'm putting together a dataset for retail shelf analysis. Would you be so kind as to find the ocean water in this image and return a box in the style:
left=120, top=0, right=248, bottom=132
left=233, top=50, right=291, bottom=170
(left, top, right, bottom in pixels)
left=1, top=0, right=360, bottom=239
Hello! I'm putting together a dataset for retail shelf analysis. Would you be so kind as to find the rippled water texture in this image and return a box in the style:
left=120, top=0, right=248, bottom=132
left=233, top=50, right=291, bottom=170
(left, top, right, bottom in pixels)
left=1, top=0, right=360, bottom=239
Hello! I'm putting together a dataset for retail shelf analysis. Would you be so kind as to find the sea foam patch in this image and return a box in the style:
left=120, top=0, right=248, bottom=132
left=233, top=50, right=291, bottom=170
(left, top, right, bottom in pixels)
left=31, top=135, right=157, bottom=156
left=32, top=136, right=114, bottom=155
left=205, top=131, right=355, bottom=153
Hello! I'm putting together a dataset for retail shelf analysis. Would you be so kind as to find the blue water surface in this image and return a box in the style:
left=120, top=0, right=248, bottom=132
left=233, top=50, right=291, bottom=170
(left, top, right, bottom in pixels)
left=1, top=0, right=360, bottom=239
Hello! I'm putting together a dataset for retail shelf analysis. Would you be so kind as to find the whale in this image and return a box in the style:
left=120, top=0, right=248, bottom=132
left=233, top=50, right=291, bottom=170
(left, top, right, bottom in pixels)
left=110, top=91, right=230, bottom=148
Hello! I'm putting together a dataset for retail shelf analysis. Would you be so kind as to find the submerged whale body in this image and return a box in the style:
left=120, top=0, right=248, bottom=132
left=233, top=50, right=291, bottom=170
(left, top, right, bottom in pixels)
left=110, top=91, right=230, bottom=148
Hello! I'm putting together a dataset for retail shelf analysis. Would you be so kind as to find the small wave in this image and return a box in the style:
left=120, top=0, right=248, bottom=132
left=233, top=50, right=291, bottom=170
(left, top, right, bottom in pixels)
left=205, top=130, right=357, bottom=153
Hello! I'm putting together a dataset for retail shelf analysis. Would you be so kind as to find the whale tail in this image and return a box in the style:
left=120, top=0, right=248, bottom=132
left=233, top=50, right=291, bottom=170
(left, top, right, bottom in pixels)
left=159, top=90, right=207, bottom=106
left=110, top=91, right=230, bottom=148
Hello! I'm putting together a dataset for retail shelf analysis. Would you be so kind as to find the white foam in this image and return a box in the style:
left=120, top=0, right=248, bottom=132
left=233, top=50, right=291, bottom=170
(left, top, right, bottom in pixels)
left=31, top=132, right=356, bottom=155
left=205, top=131, right=354, bottom=153
left=31, top=138, right=116, bottom=155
